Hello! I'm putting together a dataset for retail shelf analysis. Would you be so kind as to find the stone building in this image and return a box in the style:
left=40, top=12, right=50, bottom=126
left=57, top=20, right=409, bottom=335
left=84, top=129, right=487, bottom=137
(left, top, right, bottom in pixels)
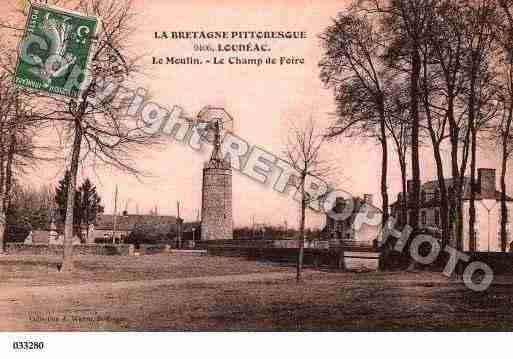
left=183, top=221, right=201, bottom=242
left=89, top=213, right=179, bottom=243
left=390, top=168, right=513, bottom=252
left=23, top=213, right=180, bottom=245
left=324, top=194, right=382, bottom=247
left=200, top=116, right=233, bottom=241
left=24, top=219, right=81, bottom=245
left=201, top=159, right=233, bottom=241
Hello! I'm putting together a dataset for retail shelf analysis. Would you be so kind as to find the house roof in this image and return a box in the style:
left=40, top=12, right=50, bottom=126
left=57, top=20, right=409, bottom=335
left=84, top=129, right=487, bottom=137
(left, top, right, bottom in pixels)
left=323, top=196, right=382, bottom=233
left=390, top=177, right=513, bottom=208
left=95, top=214, right=178, bottom=231
left=328, top=196, right=382, bottom=218
left=183, top=221, right=201, bottom=232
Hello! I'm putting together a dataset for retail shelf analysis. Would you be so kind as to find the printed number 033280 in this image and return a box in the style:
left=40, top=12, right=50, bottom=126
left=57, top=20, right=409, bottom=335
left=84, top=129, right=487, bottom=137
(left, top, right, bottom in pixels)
left=12, top=341, right=44, bottom=350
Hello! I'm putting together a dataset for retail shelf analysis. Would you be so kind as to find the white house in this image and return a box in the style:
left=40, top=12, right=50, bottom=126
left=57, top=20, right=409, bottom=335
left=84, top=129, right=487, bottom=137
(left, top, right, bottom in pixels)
left=390, top=168, right=513, bottom=252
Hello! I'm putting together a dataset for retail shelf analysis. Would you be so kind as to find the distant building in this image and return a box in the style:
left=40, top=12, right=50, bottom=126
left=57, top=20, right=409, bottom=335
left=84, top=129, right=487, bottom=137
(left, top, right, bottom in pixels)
left=19, top=213, right=182, bottom=245
left=390, top=168, right=513, bottom=252
left=324, top=194, right=382, bottom=247
left=200, top=113, right=233, bottom=241
left=183, top=221, right=201, bottom=242
left=21, top=219, right=80, bottom=245
left=201, top=157, right=233, bottom=241
left=90, top=213, right=179, bottom=244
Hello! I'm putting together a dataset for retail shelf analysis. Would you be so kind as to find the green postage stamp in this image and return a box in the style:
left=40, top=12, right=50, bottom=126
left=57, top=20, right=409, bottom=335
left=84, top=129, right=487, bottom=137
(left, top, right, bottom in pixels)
left=14, top=4, right=98, bottom=98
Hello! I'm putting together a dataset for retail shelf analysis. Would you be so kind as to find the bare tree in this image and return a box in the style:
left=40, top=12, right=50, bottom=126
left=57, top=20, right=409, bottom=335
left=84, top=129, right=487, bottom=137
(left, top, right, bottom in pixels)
left=415, top=3, right=461, bottom=245
left=494, top=0, right=513, bottom=252
left=2, top=0, right=163, bottom=270
left=0, top=73, right=16, bottom=253
left=284, top=118, right=330, bottom=282
left=317, top=0, right=510, bottom=257
left=0, top=71, right=45, bottom=252
left=496, top=100, right=513, bottom=252
left=460, top=1, right=497, bottom=252
left=57, top=0, right=162, bottom=271
left=417, top=0, right=470, bottom=248
left=319, top=12, right=392, bottom=225
left=359, top=0, right=437, bottom=231
left=8, top=183, right=55, bottom=235
left=388, top=85, right=411, bottom=227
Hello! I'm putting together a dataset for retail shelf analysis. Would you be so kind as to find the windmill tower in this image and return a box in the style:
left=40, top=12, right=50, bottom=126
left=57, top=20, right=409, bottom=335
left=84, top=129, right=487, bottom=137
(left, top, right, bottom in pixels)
left=197, top=107, right=234, bottom=241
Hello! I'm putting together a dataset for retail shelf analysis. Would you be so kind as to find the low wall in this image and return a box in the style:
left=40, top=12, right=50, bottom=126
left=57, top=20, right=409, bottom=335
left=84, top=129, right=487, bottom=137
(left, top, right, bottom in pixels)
left=342, top=251, right=380, bottom=271
left=382, top=249, right=513, bottom=274
left=138, top=244, right=170, bottom=255
left=206, top=246, right=380, bottom=271
left=204, top=240, right=275, bottom=248
left=273, top=240, right=331, bottom=249
left=466, top=252, right=513, bottom=274
left=5, top=243, right=134, bottom=256
left=204, top=239, right=374, bottom=250
left=170, top=249, right=207, bottom=256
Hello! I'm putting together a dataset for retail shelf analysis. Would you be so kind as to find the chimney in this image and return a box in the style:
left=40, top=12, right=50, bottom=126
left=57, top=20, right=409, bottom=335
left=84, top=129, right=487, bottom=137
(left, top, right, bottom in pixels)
left=406, top=179, right=415, bottom=203
left=407, top=179, right=414, bottom=194
left=363, top=194, right=373, bottom=206
left=478, top=168, right=495, bottom=199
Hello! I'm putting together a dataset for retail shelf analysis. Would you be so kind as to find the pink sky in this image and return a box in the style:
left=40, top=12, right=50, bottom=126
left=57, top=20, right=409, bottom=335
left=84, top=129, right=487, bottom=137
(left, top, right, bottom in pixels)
left=3, top=0, right=510, bottom=228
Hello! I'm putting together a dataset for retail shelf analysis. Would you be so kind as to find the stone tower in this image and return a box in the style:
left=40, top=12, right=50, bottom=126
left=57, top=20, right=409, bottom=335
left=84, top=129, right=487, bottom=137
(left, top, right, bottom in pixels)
left=201, top=120, right=233, bottom=240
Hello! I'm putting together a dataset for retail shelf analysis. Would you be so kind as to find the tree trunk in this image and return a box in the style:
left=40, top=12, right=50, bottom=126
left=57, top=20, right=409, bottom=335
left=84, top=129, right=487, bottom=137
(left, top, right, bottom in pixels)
left=297, top=176, right=306, bottom=282
left=448, top=95, right=462, bottom=249
left=421, top=52, right=450, bottom=245
left=455, top=191, right=464, bottom=250
left=61, top=122, right=83, bottom=272
left=468, top=70, right=477, bottom=253
left=469, top=128, right=477, bottom=252
left=85, top=203, right=90, bottom=244
left=432, top=142, right=450, bottom=245
left=0, top=118, right=6, bottom=254
left=409, top=46, right=421, bottom=230
left=0, top=197, right=4, bottom=254
left=0, top=189, right=4, bottom=254
left=399, top=156, right=408, bottom=227
left=454, top=126, right=470, bottom=252
left=379, top=120, right=389, bottom=226
left=2, top=125, right=16, bottom=245
left=500, top=105, right=512, bottom=252
left=500, top=144, right=508, bottom=252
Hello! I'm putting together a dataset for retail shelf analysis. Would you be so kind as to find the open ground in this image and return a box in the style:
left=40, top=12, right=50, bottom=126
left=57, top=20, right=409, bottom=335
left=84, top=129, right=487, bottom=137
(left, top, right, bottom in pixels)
left=1, top=254, right=512, bottom=331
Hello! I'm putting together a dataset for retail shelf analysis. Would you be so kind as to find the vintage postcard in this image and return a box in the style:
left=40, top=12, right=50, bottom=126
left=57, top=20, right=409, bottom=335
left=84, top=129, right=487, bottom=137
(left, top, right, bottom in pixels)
left=0, top=0, right=512, bottom=356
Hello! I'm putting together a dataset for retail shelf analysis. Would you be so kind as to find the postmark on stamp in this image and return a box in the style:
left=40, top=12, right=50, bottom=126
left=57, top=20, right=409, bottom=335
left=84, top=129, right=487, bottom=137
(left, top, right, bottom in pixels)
left=14, top=3, right=97, bottom=98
